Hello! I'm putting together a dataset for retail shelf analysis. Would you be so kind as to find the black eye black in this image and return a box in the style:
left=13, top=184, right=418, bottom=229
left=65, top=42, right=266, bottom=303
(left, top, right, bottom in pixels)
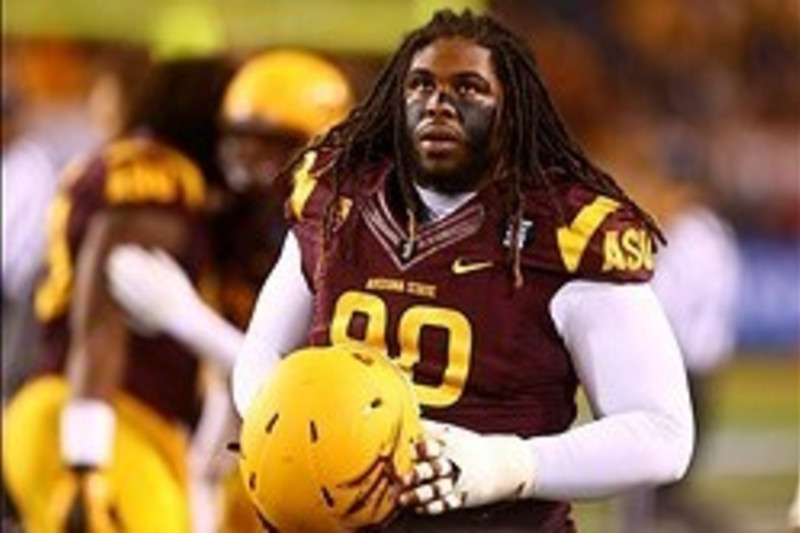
left=409, top=78, right=432, bottom=91
left=455, top=79, right=486, bottom=96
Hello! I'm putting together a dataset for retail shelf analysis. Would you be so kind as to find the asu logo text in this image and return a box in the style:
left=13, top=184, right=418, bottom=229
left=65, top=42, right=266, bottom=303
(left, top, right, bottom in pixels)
left=556, top=194, right=655, bottom=274
left=602, top=228, right=653, bottom=272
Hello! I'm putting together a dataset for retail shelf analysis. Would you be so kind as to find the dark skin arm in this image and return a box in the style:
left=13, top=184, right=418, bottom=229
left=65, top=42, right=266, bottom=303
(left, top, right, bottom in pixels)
left=65, top=207, right=194, bottom=401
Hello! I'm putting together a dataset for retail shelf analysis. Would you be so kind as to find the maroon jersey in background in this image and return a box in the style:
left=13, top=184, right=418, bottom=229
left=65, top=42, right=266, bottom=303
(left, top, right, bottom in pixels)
left=210, top=188, right=287, bottom=330
left=288, top=151, right=655, bottom=530
left=33, top=137, right=210, bottom=428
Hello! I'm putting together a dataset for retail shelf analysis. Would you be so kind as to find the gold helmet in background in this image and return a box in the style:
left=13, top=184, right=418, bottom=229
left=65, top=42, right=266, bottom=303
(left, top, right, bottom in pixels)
left=223, top=49, right=354, bottom=138
left=238, top=344, right=422, bottom=532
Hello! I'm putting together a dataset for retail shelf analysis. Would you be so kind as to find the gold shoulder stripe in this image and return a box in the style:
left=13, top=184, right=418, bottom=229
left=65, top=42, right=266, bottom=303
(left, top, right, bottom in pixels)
left=34, top=194, right=74, bottom=321
left=557, top=196, right=620, bottom=272
left=289, top=151, right=319, bottom=220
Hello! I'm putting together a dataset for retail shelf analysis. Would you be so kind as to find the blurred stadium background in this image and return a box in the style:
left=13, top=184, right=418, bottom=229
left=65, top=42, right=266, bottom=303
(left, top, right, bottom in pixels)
left=3, top=0, right=798, bottom=531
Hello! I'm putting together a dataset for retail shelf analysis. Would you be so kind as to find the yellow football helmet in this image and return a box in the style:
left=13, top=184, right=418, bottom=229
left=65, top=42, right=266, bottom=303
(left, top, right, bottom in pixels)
left=238, top=344, right=422, bottom=532
left=223, top=49, right=353, bottom=138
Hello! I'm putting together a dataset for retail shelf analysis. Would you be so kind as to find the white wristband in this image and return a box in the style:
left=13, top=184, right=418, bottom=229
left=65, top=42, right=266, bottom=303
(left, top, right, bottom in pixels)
left=483, top=434, right=538, bottom=501
left=427, top=421, right=538, bottom=507
left=60, top=400, right=116, bottom=467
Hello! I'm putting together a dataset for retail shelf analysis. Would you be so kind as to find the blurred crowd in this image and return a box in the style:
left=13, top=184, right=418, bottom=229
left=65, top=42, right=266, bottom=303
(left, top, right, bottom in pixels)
left=494, top=0, right=799, bottom=237
left=492, top=0, right=799, bottom=355
left=3, top=0, right=798, bottom=239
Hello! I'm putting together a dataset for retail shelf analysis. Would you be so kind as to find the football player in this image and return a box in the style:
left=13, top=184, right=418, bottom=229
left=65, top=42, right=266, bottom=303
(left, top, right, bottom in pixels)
left=231, top=9, right=694, bottom=532
left=107, top=50, right=354, bottom=371
left=1, top=57, right=234, bottom=531
left=104, top=50, right=354, bottom=531
left=612, top=137, right=742, bottom=532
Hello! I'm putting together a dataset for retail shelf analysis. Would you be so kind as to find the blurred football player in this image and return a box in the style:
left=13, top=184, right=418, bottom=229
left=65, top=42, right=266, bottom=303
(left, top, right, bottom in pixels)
left=108, top=50, right=353, bottom=366
left=1, top=56, right=234, bottom=532
left=231, top=9, right=694, bottom=531
left=105, top=49, right=354, bottom=531
left=214, top=49, right=354, bottom=333
left=2, top=39, right=106, bottom=405
left=615, top=163, right=741, bottom=532
left=649, top=181, right=741, bottom=533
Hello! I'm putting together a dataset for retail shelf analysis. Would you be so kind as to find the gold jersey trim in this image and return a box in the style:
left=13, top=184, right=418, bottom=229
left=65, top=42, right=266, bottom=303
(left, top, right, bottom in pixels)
left=556, top=195, right=620, bottom=273
left=289, top=151, right=319, bottom=219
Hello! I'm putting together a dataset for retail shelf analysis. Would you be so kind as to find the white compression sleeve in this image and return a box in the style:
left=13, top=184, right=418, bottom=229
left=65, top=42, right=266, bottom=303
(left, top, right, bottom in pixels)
left=528, top=281, right=694, bottom=500
left=232, top=231, right=313, bottom=417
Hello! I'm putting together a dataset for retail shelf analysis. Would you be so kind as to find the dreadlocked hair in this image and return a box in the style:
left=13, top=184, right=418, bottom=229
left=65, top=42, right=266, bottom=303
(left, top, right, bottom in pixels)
left=278, top=8, right=664, bottom=287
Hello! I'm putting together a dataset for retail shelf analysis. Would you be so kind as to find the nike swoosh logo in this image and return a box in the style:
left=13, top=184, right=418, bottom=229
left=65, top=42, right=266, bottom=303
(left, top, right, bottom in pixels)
left=452, top=258, right=493, bottom=275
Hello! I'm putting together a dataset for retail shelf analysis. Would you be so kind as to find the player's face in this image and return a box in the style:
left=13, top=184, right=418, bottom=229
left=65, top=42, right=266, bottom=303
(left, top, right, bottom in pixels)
left=218, top=129, right=306, bottom=192
left=404, top=37, right=502, bottom=193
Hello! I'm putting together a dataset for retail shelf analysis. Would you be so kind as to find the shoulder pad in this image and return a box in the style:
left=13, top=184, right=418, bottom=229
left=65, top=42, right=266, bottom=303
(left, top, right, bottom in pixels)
left=287, top=148, right=371, bottom=224
left=288, top=150, right=327, bottom=220
left=101, top=138, right=205, bottom=209
left=522, top=186, right=655, bottom=282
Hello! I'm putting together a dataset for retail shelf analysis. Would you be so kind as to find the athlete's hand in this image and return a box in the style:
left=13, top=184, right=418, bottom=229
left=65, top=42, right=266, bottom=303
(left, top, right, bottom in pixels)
left=106, top=245, right=202, bottom=336
left=51, top=468, right=123, bottom=533
left=398, top=421, right=536, bottom=514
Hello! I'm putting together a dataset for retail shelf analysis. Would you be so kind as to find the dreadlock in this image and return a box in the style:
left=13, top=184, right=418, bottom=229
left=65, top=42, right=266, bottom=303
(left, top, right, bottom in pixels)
left=280, top=8, right=664, bottom=287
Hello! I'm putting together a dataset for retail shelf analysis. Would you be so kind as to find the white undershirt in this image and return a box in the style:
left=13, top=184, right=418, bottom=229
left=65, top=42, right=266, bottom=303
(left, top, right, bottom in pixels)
left=233, top=228, right=693, bottom=498
left=416, top=185, right=475, bottom=221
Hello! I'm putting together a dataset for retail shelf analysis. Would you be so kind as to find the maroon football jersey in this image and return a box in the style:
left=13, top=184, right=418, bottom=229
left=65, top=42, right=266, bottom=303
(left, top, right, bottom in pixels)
left=288, top=150, right=655, bottom=530
left=34, top=137, right=210, bottom=427
left=210, top=187, right=287, bottom=329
